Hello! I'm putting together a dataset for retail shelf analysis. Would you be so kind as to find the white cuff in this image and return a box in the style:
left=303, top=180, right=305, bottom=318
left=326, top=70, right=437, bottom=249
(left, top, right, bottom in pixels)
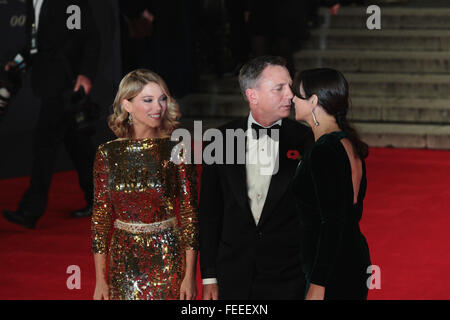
left=202, top=278, right=218, bottom=285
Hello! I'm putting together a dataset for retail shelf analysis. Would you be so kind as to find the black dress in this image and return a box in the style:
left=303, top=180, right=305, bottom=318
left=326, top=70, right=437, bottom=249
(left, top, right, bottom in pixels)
left=292, top=131, right=371, bottom=300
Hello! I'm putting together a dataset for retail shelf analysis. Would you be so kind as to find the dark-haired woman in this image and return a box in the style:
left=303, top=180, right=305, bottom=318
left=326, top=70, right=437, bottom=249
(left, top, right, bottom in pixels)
left=291, top=68, right=371, bottom=300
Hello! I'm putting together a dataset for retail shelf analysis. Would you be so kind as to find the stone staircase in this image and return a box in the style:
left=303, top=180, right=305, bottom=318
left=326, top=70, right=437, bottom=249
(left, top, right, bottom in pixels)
left=180, top=3, right=450, bottom=149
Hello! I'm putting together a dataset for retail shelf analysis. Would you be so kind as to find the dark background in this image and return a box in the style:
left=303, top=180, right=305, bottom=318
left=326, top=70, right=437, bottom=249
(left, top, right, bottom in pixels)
left=0, top=0, right=121, bottom=179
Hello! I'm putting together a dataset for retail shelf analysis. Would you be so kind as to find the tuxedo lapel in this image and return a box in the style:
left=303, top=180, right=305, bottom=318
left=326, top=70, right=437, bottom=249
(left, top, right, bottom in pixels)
left=27, top=0, right=34, bottom=24
left=224, top=117, right=252, bottom=216
left=225, top=162, right=250, bottom=213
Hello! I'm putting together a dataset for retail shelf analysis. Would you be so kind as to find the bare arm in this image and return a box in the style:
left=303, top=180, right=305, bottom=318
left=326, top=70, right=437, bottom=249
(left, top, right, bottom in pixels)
left=93, top=253, right=109, bottom=300
left=176, top=145, right=200, bottom=300
left=305, top=283, right=325, bottom=300
left=185, top=249, right=197, bottom=279
left=180, top=249, right=198, bottom=300
left=91, top=147, right=113, bottom=300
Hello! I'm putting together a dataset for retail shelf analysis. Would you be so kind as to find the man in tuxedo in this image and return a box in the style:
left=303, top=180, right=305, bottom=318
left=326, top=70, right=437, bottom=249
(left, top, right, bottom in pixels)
left=199, top=55, right=314, bottom=299
left=3, top=0, right=99, bottom=228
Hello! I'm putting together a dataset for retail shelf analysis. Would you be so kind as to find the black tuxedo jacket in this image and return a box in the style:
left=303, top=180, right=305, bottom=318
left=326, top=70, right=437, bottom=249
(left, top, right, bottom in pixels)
left=199, top=116, right=314, bottom=299
left=23, top=0, right=99, bottom=97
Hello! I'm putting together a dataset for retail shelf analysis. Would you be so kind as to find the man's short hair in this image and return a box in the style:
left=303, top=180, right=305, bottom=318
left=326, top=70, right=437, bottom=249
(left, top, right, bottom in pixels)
left=238, top=55, right=287, bottom=102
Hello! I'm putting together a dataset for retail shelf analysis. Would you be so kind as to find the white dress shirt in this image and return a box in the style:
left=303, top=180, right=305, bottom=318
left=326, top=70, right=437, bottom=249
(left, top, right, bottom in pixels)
left=246, top=112, right=281, bottom=225
left=33, top=0, right=44, bottom=30
left=202, top=113, right=282, bottom=285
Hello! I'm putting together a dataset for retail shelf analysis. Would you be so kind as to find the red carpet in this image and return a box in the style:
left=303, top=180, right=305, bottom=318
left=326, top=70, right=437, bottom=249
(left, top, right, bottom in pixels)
left=0, top=147, right=449, bottom=300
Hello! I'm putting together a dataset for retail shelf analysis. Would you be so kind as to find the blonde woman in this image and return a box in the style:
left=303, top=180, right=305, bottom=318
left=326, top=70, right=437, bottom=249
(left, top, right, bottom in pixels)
left=92, top=69, right=199, bottom=300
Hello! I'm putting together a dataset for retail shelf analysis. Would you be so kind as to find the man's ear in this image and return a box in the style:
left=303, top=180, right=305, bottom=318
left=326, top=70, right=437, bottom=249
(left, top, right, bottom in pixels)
left=122, top=99, right=132, bottom=114
left=246, top=88, right=258, bottom=105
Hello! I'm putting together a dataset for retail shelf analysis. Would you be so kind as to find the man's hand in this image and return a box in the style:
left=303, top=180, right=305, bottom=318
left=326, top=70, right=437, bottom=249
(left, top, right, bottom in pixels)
left=142, top=9, right=154, bottom=23
left=74, top=74, right=92, bottom=94
left=305, top=283, right=325, bottom=300
left=202, top=283, right=219, bottom=300
left=4, top=61, right=17, bottom=72
left=330, top=3, right=340, bottom=16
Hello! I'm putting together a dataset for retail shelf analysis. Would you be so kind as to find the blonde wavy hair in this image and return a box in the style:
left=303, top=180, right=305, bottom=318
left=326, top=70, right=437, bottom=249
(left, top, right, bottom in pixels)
left=108, top=69, right=180, bottom=138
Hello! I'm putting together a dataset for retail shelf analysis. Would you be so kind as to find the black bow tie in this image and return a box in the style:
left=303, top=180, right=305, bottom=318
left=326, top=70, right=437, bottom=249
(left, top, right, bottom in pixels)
left=251, top=123, right=281, bottom=140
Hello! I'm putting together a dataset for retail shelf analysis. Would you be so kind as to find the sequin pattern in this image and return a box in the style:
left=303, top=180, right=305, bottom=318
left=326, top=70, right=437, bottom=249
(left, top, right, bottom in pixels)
left=91, top=138, right=199, bottom=300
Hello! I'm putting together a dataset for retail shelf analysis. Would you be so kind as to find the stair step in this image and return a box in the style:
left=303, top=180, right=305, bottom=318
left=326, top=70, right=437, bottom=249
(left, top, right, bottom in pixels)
left=305, top=29, right=450, bottom=51
left=323, top=7, right=450, bottom=29
left=180, top=94, right=450, bottom=124
left=197, top=73, right=450, bottom=99
left=346, top=73, right=450, bottom=99
left=359, top=0, right=450, bottom=8
left=294, top=50, right=450, bottom=74
left=354, top=122, right=450, bottom=149
left=350, top=97, right=450, bottom=123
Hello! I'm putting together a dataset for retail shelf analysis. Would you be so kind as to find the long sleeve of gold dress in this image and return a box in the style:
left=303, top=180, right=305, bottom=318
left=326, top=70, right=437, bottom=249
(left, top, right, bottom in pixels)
left=91, top=138, right=199, bottom=300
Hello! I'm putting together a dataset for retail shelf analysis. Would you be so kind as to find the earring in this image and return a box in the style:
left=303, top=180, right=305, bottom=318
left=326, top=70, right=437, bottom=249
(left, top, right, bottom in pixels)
left=311, top=110, right=319, bottom=126
left=128, top=113, right=133, bottom=125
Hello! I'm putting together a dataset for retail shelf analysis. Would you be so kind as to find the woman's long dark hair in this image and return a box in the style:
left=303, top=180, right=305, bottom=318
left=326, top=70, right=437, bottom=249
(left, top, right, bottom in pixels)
left=293, top=68, right=369, bottom=159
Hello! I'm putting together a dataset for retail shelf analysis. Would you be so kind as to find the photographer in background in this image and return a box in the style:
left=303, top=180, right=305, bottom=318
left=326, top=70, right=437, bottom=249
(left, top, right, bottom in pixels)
left=3, top=0, right=100, bottom=229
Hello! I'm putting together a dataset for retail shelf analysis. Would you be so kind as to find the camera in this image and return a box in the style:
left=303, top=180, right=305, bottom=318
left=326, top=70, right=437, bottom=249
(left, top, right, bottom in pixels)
left=0, top=61, right=23, bottom=122
left=63, top=86, right=100, bottom=136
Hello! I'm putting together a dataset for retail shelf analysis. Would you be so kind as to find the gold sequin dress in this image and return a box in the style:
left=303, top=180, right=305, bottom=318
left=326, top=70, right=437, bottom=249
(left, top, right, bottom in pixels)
left=91, top=138, right=199, bottom=300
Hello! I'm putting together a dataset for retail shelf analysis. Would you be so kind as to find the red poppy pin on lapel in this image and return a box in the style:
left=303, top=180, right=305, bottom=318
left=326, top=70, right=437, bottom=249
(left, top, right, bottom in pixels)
left=287, top=150, right=301, bottom=160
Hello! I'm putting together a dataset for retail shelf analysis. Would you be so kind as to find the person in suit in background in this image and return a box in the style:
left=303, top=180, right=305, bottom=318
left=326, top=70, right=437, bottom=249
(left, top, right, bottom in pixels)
left=3, top=0, right=100, bottom=228
left=246, top=0, right=310, bottom=75
left=307, top=1, right=341, bottom=29
left=118, top=0, right=154, bottom=75
left=246, top=0, right=341, bottom=75
left=199, top=55, right=314, bottom=300
left=119, top=0, right=198, bottom=98
left=224, top=0, right=251, bottom=74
